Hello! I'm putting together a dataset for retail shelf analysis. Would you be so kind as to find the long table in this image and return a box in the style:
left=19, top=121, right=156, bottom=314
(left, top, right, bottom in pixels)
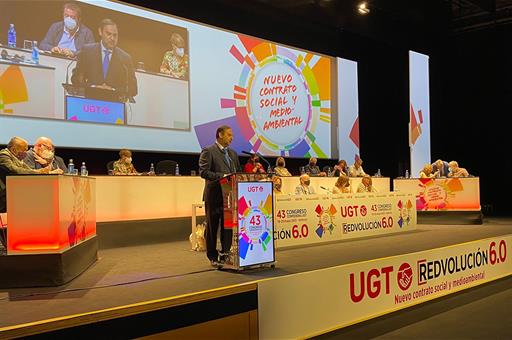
left=393, top=177, right=480, bottom=211
left=94, top=176, right=391, bottom=222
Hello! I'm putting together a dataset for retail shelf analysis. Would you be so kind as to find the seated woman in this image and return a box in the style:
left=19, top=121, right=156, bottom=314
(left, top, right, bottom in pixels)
left=113, top=149, right=138, bottom=175
left=448, top=161, right=469, bottom=177
left=160, top=32, right=189, bottom=79
left=332, top=175, right=351, bottom=194
left=274, top=157, right=292, bottom=176
left=419, top=164, right=437, bottom=178
left=244, top=154, right=266, bottom=173
left=273, top=176, right=283, bottom=195
left=357, top=175, right=377, bottom=193
left=333, top=160, right=349, bottom=177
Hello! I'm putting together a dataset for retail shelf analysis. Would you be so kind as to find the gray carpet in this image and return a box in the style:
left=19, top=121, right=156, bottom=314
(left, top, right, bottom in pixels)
left=0, top=219, right=511, bottom=330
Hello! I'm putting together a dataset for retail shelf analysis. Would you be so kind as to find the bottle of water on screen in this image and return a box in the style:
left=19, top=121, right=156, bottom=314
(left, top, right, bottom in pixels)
left=32, top=41, right=39, bottom=64
left=377, top=168, right=381, bottom=177
left=175, top=163, right=180, bottom=176
left=149, top=163, right=155, bottom=175
left=7, top=24, right=16, bottom=48
left=405, top=169, right=409, bottom=179
left=68, top=159, right=75, bottom=174
left=80, top=162, right=87, bottom=176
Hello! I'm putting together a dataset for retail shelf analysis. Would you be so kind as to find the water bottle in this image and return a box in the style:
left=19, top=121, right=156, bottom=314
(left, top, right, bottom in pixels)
left=175, top=163, right=180, bottom=176
left=7, top=24, right=16, bottom=48
left=68, top=159, right=75, bottom=174
left=377, top=168, right=381, bottom=177
left=80, top=162, right=87, bottom=176
left=405, top=169, right=409, bottom=179
left=32, top=41, right=39, bottom=64
left=149, top=163, right=155, bottom=175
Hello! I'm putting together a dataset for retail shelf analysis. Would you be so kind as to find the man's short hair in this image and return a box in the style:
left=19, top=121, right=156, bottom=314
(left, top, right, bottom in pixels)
left=64, top=2, right=82, bottom=19
left=7, top=137, right=26, bottom=149
left=216, top=125, right=231, bottom=139
left=100, top=18, right=117, bottom=31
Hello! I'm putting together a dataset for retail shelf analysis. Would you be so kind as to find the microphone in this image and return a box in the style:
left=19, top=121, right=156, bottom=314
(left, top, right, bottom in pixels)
left=320, top=186, right=332, bottom=193
left=241, top=150, right=253, bottom=156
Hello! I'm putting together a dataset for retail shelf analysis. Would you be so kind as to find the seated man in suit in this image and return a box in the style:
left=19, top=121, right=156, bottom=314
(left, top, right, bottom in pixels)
left=40, top=2, right=94, bottom=57
left=0, top=137, right=53, bottom=213
left=24, top=137, right=67, bottom=173
left=72, top=19, right=138, bottom=99
left=432, top=159, right=450, bottom=178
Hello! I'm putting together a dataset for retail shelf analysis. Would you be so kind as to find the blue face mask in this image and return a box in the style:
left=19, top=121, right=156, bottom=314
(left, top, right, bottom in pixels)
left=64, top=17, right=77, bottom=31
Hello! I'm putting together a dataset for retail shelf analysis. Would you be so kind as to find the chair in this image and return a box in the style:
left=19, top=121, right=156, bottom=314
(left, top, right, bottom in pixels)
left=156, top=160, right=178, bottom=175
left=106, top=160, right=115, bottom=174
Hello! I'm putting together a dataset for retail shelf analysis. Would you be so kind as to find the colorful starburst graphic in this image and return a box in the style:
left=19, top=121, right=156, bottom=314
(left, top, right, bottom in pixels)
left=314, top=203, right=337, bottom=238
left=416, top=178, right=464, bottom=210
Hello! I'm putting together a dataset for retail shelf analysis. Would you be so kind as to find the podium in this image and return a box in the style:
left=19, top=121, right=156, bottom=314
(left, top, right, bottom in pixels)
left=219, top=173, right=275, bottom=271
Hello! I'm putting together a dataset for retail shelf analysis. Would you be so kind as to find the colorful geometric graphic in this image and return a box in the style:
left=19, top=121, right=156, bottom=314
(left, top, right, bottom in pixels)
left=416, top=178, right=464, bottom=211
left=68, top=177, right=93, bottom=246
left=220, top=34, right=331, bottom=157
left=314, top=203, right=337, bottom=238
left=409, top=103, right=424, bottom=146
left=238, top=183, right=274, bottom=265
left=0, top=65, right=28, bottom=114
left=397, top=199, right=414, bottom=228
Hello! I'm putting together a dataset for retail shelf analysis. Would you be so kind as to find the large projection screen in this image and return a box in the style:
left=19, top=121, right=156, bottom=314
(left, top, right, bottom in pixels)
left=0, top=0, right=344, bottom=159
left=409, top=50, right=431, bottom=176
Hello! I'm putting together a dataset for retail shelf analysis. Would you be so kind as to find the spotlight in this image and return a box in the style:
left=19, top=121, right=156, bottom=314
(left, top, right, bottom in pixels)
left=357, top=2, right=370, bottom=14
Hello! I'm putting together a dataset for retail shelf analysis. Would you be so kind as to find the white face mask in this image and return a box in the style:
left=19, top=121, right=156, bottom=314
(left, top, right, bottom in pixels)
left=64, top=17, right=77, bottom=31
left=41, top=149, right=55, bottom=160
left=175, top=48, right=184, bottom=57
left=125, top=157, right=132, bottom=164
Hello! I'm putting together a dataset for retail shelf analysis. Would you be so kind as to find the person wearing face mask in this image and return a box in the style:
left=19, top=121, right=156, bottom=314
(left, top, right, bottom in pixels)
left=24, top=137, right=67, bottom=173
left=160, top=33, right=189, bottom=79
left=40, top=3, right=94, bottom=58
left=112, top=149, right=138, bottom=175
left=295, top=174, right=316, bottom=195
left=244, top=154, right=265, bottom=174
left=274, top=157, right=292, bottom=176
left=71, top=19, right=138, bottom=99
left=0, top=137, right=52, bottom=213
left=273, top=176, right=284, bottom=195
left=303, top=157, right=327, bottom=177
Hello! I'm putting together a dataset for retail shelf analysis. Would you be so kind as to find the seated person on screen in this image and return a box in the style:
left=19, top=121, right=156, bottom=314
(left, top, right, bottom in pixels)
left=332, top=175, right=351, bottom=194
left=0, top=137, right=52, bottom=213
left=333, top=159, right=349, bottom=177
left=349, top=157, right=366, bottom=177
left=160, top=33, right=189, bottom=80
left=113, top=149, right=138, bottom=175
left=419, top=164, right=438, bottom=178
left=273, top=176, right=283, bottom=195
left=295, top=174, right=316, bottom=195
left=432, top=159, right=450, bottom=178
left=274, top=157, right=292, bottom=177
left=357, top=175, right=377, bottom=193
left=71, top=19, right=138, bottom=98
left=448, top=161, right=469, bottom=178
left=244, top=154, right=265, bottom=174
left=40, top=2, right=94, bottom=58
left=24, top=137, right=66, bottom=173
left=303, top=157, right=326, bottom=177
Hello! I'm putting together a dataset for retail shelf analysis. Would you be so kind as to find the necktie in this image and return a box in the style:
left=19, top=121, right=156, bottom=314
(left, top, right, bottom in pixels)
left=222, top=148, right=232, bottom=172
left=102, top=49, right=111, bottom=79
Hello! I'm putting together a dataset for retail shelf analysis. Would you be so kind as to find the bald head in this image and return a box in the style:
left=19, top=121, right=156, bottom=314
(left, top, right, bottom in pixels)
left=7, top=136, right=29, bottom=160
left=300, top=173, right=311, bottom=186
left=34, top=136, right=56, bottom=160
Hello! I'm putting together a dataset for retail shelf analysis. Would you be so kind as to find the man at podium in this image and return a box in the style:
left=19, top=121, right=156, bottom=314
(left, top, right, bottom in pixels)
left=198, top=125, right=241, bottom=267
left=71, top=19, right=138, bottom=99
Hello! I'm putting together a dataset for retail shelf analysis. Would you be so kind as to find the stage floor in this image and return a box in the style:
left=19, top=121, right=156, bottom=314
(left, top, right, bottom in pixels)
left=1, top=218, right=511, bottom=332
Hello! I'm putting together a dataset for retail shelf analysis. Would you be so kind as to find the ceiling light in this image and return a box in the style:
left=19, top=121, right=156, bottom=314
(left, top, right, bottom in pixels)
left=357, top=2, right=370, bottom=14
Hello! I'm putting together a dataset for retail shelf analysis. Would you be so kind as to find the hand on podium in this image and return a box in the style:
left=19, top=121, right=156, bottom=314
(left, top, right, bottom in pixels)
left=50, top=168, right=64, bottom=175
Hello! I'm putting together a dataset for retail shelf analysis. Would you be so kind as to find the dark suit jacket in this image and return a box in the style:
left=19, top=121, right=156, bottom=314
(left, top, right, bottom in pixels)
left=0, top=148, right=39, bottom=213
left=198, top=144, right=241, bottom=207
left=71, top=43, right=138, bottom=98
left=40, top=22, right=94, bottom=52
left=23, top=149, right=67, bottom=172
left=432, top=161, right=450, bottom=177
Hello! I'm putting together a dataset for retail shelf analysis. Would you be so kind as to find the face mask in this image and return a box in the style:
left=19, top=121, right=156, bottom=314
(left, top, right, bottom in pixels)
left=309, top=162, right=315, bottom=167
left=304, top=180, right=310, bottom=186
left=17, top=151, right=27, bottom=160
left=125, top=157, right=132, bottom=164
left=275, top=184, right=282, bottom=190
left=41, top=149, right=54, bottom=160
left=175, top=48, right=184, bottom=57
left=277, top=162, right=285, bottom=167
left=64, top=17, right=77, bottom=31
